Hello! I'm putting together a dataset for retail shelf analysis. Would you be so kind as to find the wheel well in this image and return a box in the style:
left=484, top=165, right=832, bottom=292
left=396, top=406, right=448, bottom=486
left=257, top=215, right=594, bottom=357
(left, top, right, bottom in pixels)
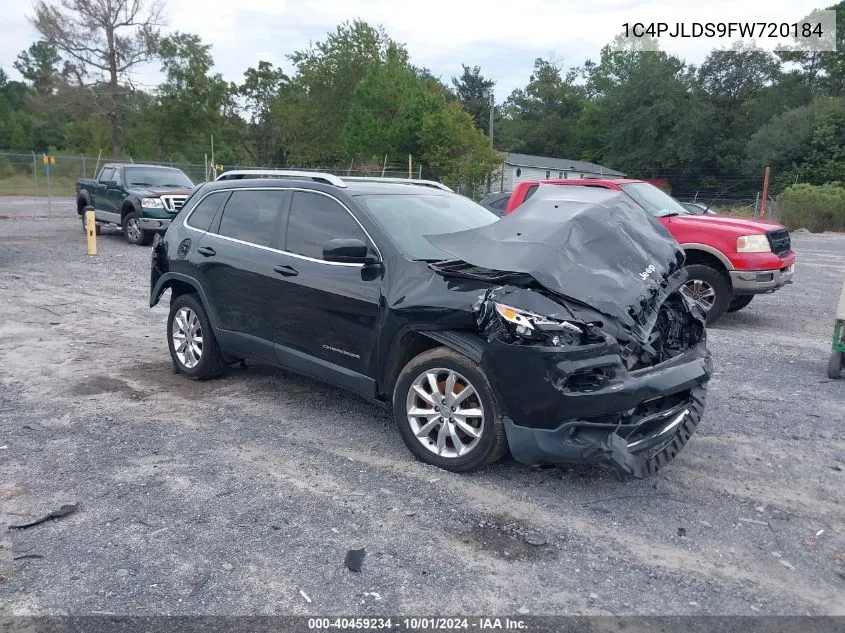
left=76, top=194, right=90, bottom=213
left=683, top=249, right=730, bottom=279
left=121, top=200, right=137, bottom=219
left=379, top=331, right=440, bottom=399
left=167, top=280, right=197, bottom=303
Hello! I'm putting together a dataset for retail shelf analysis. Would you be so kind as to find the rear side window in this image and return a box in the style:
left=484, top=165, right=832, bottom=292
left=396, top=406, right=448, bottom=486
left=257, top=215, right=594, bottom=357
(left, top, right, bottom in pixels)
left=99, top=168, right=115, bottom=183
left=217, top=190, right=284, bottom=248
left=186, top=191, right=228, bottom=231
left=285, top=192, right=367, bottom=260
left=523, top=185, right=539, bottom=201
left=489, top=197, right=507, bottom=210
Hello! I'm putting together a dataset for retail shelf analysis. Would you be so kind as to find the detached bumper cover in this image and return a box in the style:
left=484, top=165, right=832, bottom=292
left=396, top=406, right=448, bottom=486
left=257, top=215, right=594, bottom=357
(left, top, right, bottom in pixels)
left=488, top=343, right=712, bottom=478
left=730, top=263, right=794, bottom=294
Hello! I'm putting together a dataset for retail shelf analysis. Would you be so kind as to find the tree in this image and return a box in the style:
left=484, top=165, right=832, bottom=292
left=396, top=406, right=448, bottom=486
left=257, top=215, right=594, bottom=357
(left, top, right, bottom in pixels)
left=342, top=44, right=443, bottom=160
left=240, top=61, right=289, bottom=164
left=282, top=20, right=396, bottom=163
left=580, top=46, right=691, bottom=179
left=14, top=41, right=64, bottom=94
left=418, top=103, right=501, bottom=188
left=497, top=58, right=584, bottom=159
left=31, top=0, right=165, bottom=157
left=450, top=64, right=494, bottom=134
left=135, top=32, right=232, bottom=161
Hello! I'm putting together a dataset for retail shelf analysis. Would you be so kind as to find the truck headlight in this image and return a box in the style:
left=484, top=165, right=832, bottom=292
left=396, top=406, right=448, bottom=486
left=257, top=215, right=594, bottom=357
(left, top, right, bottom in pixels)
left=494, top=303, right=588, bottom=345
left=141, top=197, right=164, bottom=209
left=736, top=234, right=770, bottom=253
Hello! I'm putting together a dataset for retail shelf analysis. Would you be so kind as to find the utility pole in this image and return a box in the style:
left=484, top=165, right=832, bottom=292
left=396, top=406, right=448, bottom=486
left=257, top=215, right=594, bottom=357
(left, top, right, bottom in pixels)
left=760, top=166, right=770, bottom=217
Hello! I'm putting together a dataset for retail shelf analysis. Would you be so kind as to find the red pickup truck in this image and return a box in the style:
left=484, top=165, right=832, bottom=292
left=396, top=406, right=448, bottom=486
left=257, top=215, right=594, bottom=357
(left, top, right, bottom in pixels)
left=502, top=179, right=796, bottom=324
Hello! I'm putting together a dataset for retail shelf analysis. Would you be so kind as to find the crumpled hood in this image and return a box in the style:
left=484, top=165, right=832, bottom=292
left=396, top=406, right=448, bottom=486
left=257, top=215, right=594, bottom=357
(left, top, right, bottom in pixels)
left=425, top=185, right=687, bottom=341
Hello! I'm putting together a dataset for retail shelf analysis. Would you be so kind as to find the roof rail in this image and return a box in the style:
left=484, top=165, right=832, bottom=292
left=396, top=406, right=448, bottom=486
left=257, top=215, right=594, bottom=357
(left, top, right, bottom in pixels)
left=215, top=169, right=347, bottom=188
left=341, top=176, right=453, bottom=192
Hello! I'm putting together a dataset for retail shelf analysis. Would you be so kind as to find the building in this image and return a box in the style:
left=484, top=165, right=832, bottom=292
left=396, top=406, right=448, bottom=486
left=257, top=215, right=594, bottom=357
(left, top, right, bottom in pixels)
left=498, top=152, right=624, bottom=191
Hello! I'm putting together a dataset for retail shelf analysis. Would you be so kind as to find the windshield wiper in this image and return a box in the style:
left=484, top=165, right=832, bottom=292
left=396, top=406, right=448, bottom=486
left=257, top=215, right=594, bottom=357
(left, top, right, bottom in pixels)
left=129, top=182, right=154, bottom=186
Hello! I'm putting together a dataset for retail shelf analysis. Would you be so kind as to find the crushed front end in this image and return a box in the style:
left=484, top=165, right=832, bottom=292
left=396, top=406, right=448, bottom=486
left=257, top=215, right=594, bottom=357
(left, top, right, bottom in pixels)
left=424, top=186, right=714, bottom=479
left=473, top=283, right=710, bottom=480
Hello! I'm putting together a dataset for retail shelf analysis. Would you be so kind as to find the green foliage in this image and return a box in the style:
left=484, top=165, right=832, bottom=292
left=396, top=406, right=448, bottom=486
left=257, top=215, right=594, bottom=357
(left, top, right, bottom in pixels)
left=418, top=104, right=501, bottom=187
left=779, top=182, right=845, bottom=232
left=5, top=6, right=845, bottom=200
left=450, top=64, right=494, bottom=134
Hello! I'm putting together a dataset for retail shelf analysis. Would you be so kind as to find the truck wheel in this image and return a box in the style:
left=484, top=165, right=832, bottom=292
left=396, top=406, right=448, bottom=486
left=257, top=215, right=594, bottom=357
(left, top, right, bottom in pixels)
left=682, top=264, right=731, bottom=325
left=122, top=211, right=152, bottom=246
left=167, top=293, right=225, bottom=380
left=392, top=347, right=508, bottom=473
left=828, top=351, right=843, bottom=379
left=727, top=295, right=754, bottom=313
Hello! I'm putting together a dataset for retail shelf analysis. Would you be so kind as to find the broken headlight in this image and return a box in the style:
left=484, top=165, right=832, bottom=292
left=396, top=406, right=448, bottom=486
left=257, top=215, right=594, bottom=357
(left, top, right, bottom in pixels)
left=494, top=303, right=594, bottom=346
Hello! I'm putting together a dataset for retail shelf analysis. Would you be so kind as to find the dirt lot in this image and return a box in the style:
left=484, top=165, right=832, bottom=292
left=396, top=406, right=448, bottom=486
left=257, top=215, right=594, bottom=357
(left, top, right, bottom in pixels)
left=0, top=196, right=843, bottom=616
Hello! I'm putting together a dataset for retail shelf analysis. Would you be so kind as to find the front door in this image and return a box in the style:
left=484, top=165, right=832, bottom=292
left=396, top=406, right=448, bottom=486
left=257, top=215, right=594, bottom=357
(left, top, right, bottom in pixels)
left=272, top=190, right=381, bottom=393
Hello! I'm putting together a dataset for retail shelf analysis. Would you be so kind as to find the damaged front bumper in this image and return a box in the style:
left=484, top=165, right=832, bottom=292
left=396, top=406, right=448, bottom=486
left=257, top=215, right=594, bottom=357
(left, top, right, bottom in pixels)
left=485, top=342, right=712, bottom=479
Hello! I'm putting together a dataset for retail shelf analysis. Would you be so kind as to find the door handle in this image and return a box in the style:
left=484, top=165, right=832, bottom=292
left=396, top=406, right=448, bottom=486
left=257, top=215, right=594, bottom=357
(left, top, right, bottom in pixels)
left=197, top=246, right=216, bottom=257
left=273, top=264, right=299, bottom=277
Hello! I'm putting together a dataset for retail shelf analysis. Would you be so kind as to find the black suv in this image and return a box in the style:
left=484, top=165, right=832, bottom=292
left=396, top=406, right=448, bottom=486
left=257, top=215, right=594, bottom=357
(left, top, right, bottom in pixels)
left=150, top=173, right=712, bottom=477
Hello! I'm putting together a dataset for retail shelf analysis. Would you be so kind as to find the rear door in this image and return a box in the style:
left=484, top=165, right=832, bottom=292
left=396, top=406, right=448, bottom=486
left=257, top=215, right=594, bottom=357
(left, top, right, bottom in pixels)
left=272, top=190, right=381, bottom=392
left=192, top=188, right=288, bottom=361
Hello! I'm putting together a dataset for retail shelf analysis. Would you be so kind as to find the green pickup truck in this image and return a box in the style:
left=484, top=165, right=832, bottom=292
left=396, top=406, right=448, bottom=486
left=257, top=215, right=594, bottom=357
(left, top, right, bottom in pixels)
left=75, top=163, right=195, bottom=245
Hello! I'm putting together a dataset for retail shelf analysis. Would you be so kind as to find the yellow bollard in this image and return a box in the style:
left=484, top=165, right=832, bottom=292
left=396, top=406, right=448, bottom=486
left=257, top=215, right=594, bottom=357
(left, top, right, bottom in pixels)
left=85, top=206, right=97, bottom=256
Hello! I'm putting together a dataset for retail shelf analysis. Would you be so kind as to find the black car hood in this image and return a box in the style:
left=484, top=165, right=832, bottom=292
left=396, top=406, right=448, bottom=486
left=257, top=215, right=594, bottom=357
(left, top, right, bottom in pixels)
left=425, top=185, right=686, bottom=341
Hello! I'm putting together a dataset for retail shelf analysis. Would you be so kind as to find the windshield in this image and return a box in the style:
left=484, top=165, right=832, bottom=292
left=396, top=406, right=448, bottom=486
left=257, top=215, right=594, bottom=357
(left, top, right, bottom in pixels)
left=125, top=167, right=194, bottom=188
left=356, top=193, right=499, bottom=261
left=620, top=182, right=690, bottom=218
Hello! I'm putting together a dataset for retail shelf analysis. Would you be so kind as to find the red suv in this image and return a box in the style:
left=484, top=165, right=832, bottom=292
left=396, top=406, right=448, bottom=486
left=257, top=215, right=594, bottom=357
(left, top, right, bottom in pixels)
left=503, top=179, right=796, bottom=324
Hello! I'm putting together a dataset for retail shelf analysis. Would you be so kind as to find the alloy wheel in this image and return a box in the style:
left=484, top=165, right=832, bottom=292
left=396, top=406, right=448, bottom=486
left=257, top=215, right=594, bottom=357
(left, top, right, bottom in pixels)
left=405, top=368, right=484, bottom=458
left=171, top=307, right=203, bottom=368
left=126, top=217, right=142, bottom=242
left=683, top=279, right=716, bottom=311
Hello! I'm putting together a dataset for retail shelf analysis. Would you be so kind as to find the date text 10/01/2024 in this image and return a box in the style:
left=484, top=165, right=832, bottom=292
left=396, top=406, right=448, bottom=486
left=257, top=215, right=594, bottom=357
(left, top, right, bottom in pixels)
left=307, top=617, right=528, bottom=630
left=622, top=22, right=825, bottom=39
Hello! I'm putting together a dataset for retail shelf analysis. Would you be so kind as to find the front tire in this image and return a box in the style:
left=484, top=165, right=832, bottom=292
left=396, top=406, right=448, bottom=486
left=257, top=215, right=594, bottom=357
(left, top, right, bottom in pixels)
left=828, top=351, right=843, bottom=379
left=727, top=295, right=754, bottom=313
left=122, top=211, right=152, bottom=246
left=392, top=347, right=508, bottom=473
left=167, top=294, right=225, bottom=380
left=683, top=264, right=731, bottom=325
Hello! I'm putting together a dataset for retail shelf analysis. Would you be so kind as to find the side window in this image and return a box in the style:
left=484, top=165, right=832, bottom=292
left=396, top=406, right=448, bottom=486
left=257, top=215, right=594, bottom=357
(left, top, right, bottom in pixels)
left=217, top=190, right=284, bottom=248
left=524, top=185, right=539, bottom=201
left=285, top=191, right=367, bottom=260
left=490, top=197, right=507, bottom=211
left=99, top=168, right=115, bottom=183
left=186, top=191, right=228, bottom=231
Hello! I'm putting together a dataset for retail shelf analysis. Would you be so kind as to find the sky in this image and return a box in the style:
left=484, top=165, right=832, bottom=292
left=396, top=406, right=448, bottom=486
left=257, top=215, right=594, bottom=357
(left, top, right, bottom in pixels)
left=0, top=0, right=827, bottom=100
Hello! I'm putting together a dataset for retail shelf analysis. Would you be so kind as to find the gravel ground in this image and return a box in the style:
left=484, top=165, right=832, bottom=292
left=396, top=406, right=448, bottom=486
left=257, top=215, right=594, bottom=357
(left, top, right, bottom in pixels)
left=0, top=197, right=843, bottom=616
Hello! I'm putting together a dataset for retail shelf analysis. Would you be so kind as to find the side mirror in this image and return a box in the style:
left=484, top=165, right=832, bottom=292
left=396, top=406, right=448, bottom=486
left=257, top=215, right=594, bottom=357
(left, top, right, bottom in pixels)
left=103, top=180, right=118, bottom=188
left=322, top=238, right=377, bottom=264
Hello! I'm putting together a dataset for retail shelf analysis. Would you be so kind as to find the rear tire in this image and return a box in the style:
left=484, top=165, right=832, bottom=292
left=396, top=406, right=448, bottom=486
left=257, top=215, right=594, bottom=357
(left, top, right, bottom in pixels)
left=167, top=293, right=225, bottom=380
left=828, top=351, right=843, bottom=379
left=122, top=210, right=152, bottom=246
left=392, top=347, right=508, bottom=473
left=727, top=295, right=754, bottom=313
left=683, top=264, right=731, bottom=325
